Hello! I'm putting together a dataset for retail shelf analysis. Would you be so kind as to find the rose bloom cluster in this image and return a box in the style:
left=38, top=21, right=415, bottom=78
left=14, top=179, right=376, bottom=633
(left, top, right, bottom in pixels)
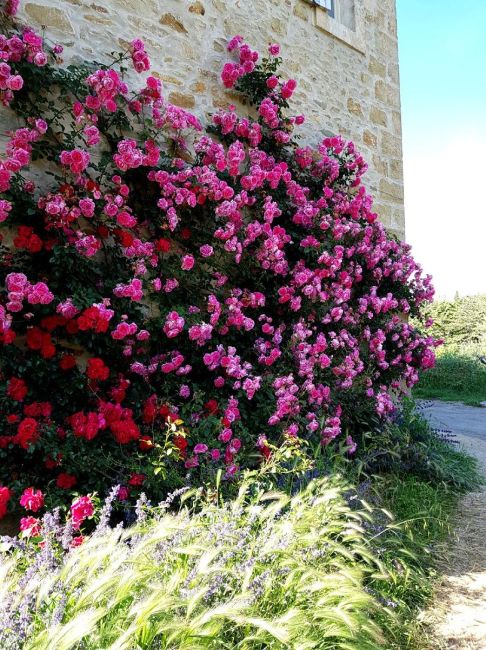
left=0, top=13, right=438, bottom=519
left=18, top=487, right=93, bottom=545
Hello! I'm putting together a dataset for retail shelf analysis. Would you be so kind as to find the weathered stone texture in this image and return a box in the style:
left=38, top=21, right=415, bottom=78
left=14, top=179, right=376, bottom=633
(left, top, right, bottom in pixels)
left=17, top=0, right=404, bottom=237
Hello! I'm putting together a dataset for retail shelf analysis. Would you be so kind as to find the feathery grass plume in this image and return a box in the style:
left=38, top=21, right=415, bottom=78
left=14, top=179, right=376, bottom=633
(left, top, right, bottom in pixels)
left=1, top=474, right=393, bottom=649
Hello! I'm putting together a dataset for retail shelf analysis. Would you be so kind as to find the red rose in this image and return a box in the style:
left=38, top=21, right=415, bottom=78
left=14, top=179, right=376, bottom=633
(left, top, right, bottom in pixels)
left=7, top=377, right=28, bottom=401
left=40, top=315, right=65, bottom=332
left=0, top=330, right=16, bottom=344
left=65, top=320, right=79, bottom=334
left=204, top=399, right=219, bottom=415
left=59, top=354, right=76, bottom=370
left=41, top=339, right=56, bottom=359
left=114, top=229, right=134, bottom=247
left=45, top=453, right=62, bottom=469
left=55, top=472, right=76, bottom=489
left=156, top=238, right=171, bottom=253
left=24, top=402, right=52, bottom=418
left=142, top=396, right=157, bottom=423
left=0, top=486, right=11, bottom=519
left=139, top=435, right=154, bottom=451
left=159, top=404, right=170, bottom=419
left=0, top=435, right=14, bottom=449
left=86, top=357, right=110, bottom=381
left=70, top=411, right=101, bottom=441
left=174, top=435, right=188, bottom=458
left=110, top=418, right=140, bottom=444
left=128, top=473, right=145, bottom=486
left=26, top=327, right=43, bottom=350
left=16, top=418, right=39, bottom=449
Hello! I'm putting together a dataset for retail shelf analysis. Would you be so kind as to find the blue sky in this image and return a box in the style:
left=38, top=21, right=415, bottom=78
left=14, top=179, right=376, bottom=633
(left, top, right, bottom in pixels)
left=396, top=0, right=486, bottom=298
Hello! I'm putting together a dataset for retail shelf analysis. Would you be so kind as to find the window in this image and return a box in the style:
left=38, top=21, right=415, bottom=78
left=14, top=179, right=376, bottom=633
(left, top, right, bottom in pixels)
left=313, top=0, right=334, bottom=12
left=304, top=0, right=364, bottom=54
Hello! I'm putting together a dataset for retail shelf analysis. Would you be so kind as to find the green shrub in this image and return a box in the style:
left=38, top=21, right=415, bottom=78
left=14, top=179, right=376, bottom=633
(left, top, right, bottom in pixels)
left=418, top=295, right=486, bottom=352
left=357, top=399, right=481, bottom=491
left=413, top=353, right=486, bottom=406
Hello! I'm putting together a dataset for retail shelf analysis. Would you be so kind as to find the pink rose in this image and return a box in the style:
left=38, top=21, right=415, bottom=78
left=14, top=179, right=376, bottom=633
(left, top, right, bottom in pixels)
left=181, top=255, right=195, bottom=271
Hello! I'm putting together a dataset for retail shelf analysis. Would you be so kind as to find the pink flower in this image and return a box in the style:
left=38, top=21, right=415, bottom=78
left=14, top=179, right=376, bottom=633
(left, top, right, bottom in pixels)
left=194, top=443, right=208, bottom=454
left=345, top=435, right=357, bottom=455
left=19, top=487, right=44, bottom=512
left=20, top=516, right=41, bottom=537
left=0, top=199, right=12, bottom=223
left=83, top=125, right=100, bottom=146
left=130, top=39, right=150, bottom=72
left=5, top=0, right=20, bottom=16
left=71, top=495, right=94, bottom=530
left=199, top=244, right=214, bottom=257
left=34, top=52, right=48, bottom=66
left=163, top=311, right=185, bottom=338
left=60, top=148, right=90, bottom=174
left=221, top=62, right=242, bottom=88
left=281, top=79, right=297, bottom=99
left=6, top=75, right=23, bottom=91
left=117, top=486, right=129, bottom=501
left=179, top=385, right=191, bottom=398
left=218, top=428, right=233, bottom=443
left=266, top=75, right=279, bottom=89
left=79, top=198, right=95, bottom=218
left=181, top=254, right=195, bottom=270
left=268, top=43, right=280, bottom=56
left=75, top=235, right=101, bottom=258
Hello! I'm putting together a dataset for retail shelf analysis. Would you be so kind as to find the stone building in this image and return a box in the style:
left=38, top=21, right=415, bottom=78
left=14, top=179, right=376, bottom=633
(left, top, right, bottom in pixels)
left=17, top=0, right=405, bottom=238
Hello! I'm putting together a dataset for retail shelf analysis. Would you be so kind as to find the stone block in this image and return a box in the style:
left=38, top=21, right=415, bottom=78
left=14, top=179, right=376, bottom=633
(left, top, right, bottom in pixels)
left=368, top=56, right=386, bottom=78
left=363, top=129, right=377, bottom=147
left=168, top=91, right=196, bottom=108
left=25, top=3, right=74, bottom=33
left=380, top=178, right=403, bottom=200
left=347, top=97, right=363, bottom=116
left=381, top=132, right=402, bottom=157
left=160, top=13, right=187, bottom=33
left=189, top=1, right=205, bottom=15
left=370, top=106, right=387, bottom=126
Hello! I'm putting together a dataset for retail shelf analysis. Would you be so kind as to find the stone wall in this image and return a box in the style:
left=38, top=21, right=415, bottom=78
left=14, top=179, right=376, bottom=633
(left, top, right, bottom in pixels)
left=16, top=0, right=405, bottom=238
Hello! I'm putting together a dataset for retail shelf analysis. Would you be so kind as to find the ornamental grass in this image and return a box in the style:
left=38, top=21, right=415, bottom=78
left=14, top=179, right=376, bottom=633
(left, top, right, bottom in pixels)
left=0, top=475, right=390, bottom=649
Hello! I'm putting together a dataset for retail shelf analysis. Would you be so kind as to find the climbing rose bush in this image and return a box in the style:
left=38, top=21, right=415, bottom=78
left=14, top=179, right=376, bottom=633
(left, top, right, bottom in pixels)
left=0, top=10, right=437, bottom=516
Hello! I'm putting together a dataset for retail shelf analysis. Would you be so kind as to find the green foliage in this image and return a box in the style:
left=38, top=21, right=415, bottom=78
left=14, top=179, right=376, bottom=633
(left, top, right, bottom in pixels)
left=414, top=353, right=486, bottom=406
left=358, top=399, right=482, bottom=492
left=413, top=294, right=486, bottom=404
left=417, top=294, right=486, bottom=353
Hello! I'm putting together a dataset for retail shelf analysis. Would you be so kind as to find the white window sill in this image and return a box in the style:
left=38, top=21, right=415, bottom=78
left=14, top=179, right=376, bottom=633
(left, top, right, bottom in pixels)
left=311, top=4, right=366, bottom=55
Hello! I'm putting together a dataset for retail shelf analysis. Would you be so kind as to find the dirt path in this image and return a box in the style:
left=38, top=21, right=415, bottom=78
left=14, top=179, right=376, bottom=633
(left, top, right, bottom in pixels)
left=427, top=432, right=486, bottom=649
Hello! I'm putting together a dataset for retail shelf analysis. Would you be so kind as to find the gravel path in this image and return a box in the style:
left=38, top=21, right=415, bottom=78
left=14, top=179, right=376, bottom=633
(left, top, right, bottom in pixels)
left=421, top=401, right=486, bottom=650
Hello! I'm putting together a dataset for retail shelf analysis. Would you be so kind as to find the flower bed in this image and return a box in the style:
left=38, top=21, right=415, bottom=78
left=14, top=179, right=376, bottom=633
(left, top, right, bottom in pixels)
left=0, top=5, right=438, bottom=520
